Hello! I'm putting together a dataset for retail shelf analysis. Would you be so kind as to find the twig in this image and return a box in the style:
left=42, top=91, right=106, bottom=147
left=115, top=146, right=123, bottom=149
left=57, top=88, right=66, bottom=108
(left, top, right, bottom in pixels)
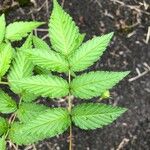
left=129, top=70, right=149, bottom=82
left=8, top=141, right=18, bottom=150
left=28, top=0, right=46, bottom=14
left=116, top=138, right=129, bottom=150
left=146, top=26, right=150, bottom=44
left=24, top=145, right=34, bottom=150
left=143, top=62, right=150, bottom=70
left=110, top=0, right=150, bottom=15
left=0, top=81, right=9, bottom=85
left=18, top=8, right=25, bottom=15
left=32, top=144, right=37, bottom=150
left=30, top=0, right=37, bottom=8
left=36, top=28, right=48, bottom=32
left=61, top=0, right=65, bottom=7
left=42, top=34, right=49, bottom=40
left=129, top=63, right=150, bottom=82
left=94, top=0, right=102, bottom=8
left=45, top=0, right=49, bottom=15
left=34, top=0, right=47, bottom=12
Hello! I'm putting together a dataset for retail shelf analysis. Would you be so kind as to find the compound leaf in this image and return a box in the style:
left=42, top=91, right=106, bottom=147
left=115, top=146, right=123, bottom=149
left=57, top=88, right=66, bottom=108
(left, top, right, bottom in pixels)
left=71, top=71, right=129, bottom=99
left=0, top=14, right=6, bottom=44
left=9, top=108, right=70, bottom=145
left=17, top=103, right=48, bottom=123
left=49, top=0, right=83, bottom=56
left=0, top=89, right=17, bottom=113
left=24, top=48, right=69, bottom=73
left=33, top=36, right=50, bottom=51
left=70, top=32, right=114, bottom=72
left=72, top=103, right=127, bottom=130
left=11, top=75, right=69, bottom=98
left=0, top=117, right=8, bottom=136
left=0, top=43, right=13, bottom=79
left=0, top=137, right=6, bottom=150
left=5, top=21, right=44, bottom=41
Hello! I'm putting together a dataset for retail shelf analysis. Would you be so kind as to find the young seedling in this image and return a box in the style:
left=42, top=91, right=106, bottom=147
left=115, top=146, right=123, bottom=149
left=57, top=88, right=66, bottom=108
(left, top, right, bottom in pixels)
left=0, top=0, right=130, bottom=149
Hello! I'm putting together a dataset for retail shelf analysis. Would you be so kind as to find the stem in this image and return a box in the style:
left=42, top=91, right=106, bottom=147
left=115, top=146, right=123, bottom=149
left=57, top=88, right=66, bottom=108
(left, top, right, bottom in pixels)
left=69, top=123, right=73, bottom=150
left=18, top=95, right=23, bottom=106
left=68, top=70, right=71, bottom=112
left=0, top=81, right=9, bottom=85
left=68, top=70, right=73, bottom=150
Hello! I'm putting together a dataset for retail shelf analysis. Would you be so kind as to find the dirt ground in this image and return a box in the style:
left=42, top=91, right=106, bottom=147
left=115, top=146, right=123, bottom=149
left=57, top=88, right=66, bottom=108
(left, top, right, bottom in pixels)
left=0, top=0, right=150, bottom=150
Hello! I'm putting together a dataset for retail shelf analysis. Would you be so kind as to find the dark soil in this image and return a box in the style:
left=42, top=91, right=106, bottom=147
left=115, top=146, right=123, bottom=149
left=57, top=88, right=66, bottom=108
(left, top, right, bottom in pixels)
left=1, top=0, right=150, bottom=150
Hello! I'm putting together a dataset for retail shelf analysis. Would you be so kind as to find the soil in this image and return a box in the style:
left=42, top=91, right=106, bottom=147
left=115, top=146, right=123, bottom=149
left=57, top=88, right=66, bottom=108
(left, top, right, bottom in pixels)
left=0, top=0, right=150, bottom=150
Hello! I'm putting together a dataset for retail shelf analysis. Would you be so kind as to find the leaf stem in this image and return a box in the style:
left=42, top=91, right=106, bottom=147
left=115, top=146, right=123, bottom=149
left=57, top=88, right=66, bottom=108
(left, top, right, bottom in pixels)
left=0, top=81, right=9, bottom=85
left=69, top=123, right=73, bottom=150
left=68, top=70, right=71, bottom=112
left=68, top=70, right=73, bottom=150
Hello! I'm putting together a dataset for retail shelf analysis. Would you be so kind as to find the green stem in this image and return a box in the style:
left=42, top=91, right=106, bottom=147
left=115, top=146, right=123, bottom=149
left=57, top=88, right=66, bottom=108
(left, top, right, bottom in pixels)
left=0, top=81, right=9, bottom=85
left=18, top=95, right=23, bottom=107
left=69, top=123, right=73, bottom=150
left=68, top=70, right=71, bottom=112
left=68, top=70, right=73, bottom=150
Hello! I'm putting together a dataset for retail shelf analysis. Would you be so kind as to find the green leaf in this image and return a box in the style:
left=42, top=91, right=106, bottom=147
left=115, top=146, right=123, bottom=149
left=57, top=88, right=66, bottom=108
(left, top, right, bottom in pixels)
left=17, top=103, right=48, bottom=123
left=32, top=36, right=53, bottom=74
left=0, top=14, right=6, bottom=44
left=8, top=38, right=38, bottom=102
left=0, top=43, right=13, bottom=79
left=33, top=36, right=50, bottom=51
left=34, top=66, right=51, bottom=75
left=71, top=71, right=130, bottom=99
left=8, top=50, right=33, bottom=93
left=5, top=21, right=44, bottom=41
left=0, top=117, right=8, bottom=136
left=0, top=89, right=17, bottom=113
left=18, top=35, right=36, bottom=101
left=0, top=137, right=6, bottom=150
left=70, top=32, right=114, bottom=72
left=12, top=75, right=69, bottom=98
left=20, top=33, right=33, bottom=50
left=24, top=48, right=69, bottom=73
left=73, top=33, right=85, bottom=52
left=9, top=108, right=70, bottom=145
left=49, top=0, right=83, bottom=56
left=72, top=103, right=127, bottom=130
left=21, top=93, right=38, bottom=103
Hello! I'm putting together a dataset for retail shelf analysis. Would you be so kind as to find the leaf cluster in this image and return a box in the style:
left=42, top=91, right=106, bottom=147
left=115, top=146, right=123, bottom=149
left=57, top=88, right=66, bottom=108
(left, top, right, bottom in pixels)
left=0, top=0, right=130, bottom=149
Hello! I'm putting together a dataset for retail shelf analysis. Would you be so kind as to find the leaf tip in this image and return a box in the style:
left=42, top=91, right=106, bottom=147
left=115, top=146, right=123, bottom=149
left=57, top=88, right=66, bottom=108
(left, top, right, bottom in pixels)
left=108, top=32, right=114, bottom=39
left=38, top=22, right=46, bottom=26
left=0, top=13, right=5, bottom=18
left=123, top=71, right=131, bottom=77
left=53, top=0, right=58, bottom=5
left=122, top=107, right=128, bottom=113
